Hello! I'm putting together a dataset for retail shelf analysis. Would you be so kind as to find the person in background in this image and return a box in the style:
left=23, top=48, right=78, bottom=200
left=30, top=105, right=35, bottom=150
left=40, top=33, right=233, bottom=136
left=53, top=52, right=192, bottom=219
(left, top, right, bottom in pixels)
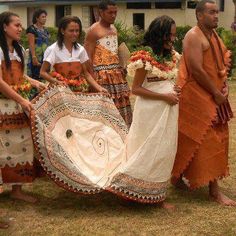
left=26, top=9, right=49, bottom=82
left=0, top=11, right=45, bottom=204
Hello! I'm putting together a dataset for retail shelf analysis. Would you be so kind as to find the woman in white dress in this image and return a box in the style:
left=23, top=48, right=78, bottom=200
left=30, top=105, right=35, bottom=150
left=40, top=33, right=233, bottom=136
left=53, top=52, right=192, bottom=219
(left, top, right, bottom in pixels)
left=108, top=16, right=181, bottom=208
left=40, top=16, right=107, bottom=94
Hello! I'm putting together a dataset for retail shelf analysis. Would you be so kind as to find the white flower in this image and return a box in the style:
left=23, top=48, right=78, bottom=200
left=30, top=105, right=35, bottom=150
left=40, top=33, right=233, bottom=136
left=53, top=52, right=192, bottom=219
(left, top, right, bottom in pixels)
left=174, top=51, right=181, bottom=62
left=127, top=53, right=179, bottom=80
left=145, top=61, right=153, bottom=71
left=127, top=59, right=144, bottom=77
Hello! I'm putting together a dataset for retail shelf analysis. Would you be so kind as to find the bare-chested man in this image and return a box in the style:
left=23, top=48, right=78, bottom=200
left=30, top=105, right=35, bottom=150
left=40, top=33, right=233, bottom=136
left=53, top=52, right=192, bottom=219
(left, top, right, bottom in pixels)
left=171, top=0, right=236, bottom=206
left=84, top=0, right=132, bottom=127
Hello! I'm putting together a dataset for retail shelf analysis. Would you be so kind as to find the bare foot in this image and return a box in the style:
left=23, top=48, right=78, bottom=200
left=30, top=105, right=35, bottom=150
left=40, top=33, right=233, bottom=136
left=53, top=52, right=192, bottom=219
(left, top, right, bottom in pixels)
left=10, top=191, right=38, bottom=203
left=209, top=180, right=236, bottom=206
left=0, top=221, right=9, bottom=229
left=11, top=185, right=37, bottom=203
left=210, top=192, right=236, bottom=206
left=159, top=201, right=175, bottom=211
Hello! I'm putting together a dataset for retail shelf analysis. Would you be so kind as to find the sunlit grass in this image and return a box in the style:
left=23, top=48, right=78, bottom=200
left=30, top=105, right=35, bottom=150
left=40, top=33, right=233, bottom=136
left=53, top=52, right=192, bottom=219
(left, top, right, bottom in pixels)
left=0, top=81, right=236, bottom=236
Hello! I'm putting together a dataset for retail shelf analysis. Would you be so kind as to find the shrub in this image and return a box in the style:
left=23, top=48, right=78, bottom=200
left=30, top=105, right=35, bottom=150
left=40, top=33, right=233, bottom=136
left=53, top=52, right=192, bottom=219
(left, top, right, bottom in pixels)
left=20, top=27, right=85, bottom=49
left=174, top=25, right=191, bottom=53
left=115, top=22, right=236, bottom=71
left=115, top=22, right=191, bottom=54
left=216, top=27, right=236, bottom=71
left=115, top=21, right=144, bottom=52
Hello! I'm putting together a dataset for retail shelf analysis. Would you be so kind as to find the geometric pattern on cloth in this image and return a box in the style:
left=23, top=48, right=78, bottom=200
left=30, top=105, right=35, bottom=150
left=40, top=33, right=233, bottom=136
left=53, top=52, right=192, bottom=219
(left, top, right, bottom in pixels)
left=31, top=85, right=128, bottom=194
left=107, top=173, right=168, bottom=204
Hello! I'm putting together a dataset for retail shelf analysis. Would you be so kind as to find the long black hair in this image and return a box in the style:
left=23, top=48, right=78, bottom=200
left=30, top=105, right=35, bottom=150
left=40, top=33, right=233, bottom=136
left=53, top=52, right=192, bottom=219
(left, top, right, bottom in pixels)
left=143, top=15, right=175, bottom=57
left=32, top=9, right=47, bottom=24
left=57, top=16, right=82, bottom=50
left=0, top=11, right=24, bottom=71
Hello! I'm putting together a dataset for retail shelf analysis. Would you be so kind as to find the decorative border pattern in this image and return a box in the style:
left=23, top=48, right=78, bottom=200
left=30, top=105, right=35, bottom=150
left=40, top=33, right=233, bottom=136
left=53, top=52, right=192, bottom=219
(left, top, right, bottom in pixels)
left=31, top=85, right=128, bottom=194
left=107, top=173, right=168, bottom=204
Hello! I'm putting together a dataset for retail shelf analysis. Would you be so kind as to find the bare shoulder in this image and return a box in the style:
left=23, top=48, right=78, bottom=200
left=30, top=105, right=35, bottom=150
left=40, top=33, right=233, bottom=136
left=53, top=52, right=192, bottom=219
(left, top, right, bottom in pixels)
left=111, top=24, right=117, bottom=33
left=85, top=24, right=99, bottom=43
left=184, top=26, right=209, bottom=50
left=184, top=27, right=201, bottom=43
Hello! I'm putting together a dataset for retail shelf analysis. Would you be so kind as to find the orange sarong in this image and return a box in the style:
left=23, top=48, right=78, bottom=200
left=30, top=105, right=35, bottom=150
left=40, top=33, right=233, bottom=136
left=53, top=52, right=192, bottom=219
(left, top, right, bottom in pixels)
left=171, top=30, right=232, bottom=189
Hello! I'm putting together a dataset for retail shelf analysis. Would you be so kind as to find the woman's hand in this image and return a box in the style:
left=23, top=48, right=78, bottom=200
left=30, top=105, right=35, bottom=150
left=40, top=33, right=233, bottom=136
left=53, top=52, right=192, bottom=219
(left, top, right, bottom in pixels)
left=20, top=99, right=33, bottom=113
left=30, top=79, right=47, bottom=91
left=53, top=79, right=66, bottom=86
left=163, top=93, right=179, bottom=105
left=98, top=86, right=109, bottom=94
left=174, top=84, right=181, bottom=97
left=32, top=56, right=41, bottom=66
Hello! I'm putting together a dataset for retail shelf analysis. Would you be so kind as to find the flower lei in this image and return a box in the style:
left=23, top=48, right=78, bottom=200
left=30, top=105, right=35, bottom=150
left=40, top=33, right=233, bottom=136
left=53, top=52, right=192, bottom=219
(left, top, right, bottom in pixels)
left=0, top=79, right=32, bottom=99
left=127, top=46, right=180, bottom=80
left=51, top=71, right=89, bottom=92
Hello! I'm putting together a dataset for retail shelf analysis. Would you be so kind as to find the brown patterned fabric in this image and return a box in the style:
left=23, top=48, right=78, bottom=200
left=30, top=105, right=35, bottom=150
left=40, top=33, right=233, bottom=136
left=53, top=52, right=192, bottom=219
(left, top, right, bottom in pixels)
left=54, top=61, right=89, bottom=92
left=93, top=44, right=132, bottom=127
left=1, top=162, right=35, bottom=183
left=0, top=60, right=35, bottom=184
left=0, top=60, right=28, bottom=130
left=171, top=29, right=231, bottom=189
left=1, top=60, right=24, bottom=85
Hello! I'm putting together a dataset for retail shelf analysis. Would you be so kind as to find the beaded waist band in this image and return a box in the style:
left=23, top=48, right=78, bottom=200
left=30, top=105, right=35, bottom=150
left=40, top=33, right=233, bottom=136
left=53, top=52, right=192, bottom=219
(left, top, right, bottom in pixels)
left=94, top=64, right=120, bottom=71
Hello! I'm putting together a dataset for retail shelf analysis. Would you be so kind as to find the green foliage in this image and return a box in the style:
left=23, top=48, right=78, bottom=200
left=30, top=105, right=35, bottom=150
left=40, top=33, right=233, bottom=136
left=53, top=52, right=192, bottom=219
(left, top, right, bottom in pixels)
left=174, top=25, right=192, bottom=53
left=115, top=22, right=191, bottom=54
left=20, top=27, right=85, bottom=48
left=20, top=29, right=28, bottom=49
left=115, top=22, right=236, bottom=71
left=47, top=27, right=58, bottom=45
left=216, top=27, right=236, bottom=70
left=21, top=23, right=236, bottom=72
left=115, top=21, right=144, bottom=52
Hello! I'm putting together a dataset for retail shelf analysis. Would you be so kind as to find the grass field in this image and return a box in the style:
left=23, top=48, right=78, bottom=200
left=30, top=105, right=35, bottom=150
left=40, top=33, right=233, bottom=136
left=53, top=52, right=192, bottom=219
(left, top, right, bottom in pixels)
left=0, top=82, right=236, bottom=236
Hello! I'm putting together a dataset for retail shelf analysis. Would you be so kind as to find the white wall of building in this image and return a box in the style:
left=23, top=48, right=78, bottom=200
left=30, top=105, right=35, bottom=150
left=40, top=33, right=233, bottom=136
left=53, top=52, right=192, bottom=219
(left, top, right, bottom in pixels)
left=2, top=1, right=235, bottom=30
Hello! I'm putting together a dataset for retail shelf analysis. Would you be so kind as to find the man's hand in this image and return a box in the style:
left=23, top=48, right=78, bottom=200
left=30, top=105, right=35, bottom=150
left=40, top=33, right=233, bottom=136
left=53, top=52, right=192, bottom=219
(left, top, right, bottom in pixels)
left=222, top=83, right=229, bottom=98
left=213, top=91, right=226, bottom=105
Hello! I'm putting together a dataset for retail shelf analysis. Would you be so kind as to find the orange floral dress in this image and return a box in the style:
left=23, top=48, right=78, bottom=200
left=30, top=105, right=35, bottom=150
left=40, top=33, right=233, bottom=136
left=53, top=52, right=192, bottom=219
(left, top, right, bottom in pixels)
left=93, top=34, right=132, bottom=127
left=44, top=42, right=90, bottom=92
left=0, top=57, right=35, bottom=184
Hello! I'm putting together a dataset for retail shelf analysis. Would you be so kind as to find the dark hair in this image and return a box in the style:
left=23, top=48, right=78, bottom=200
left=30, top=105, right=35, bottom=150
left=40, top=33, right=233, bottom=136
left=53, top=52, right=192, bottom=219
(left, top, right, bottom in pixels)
left=143, top=15, right=175, bottom=57
left=196, top=0, right=215, bottom=20
left=32, top=9, right=47, bottom=24
left=0, top=11, right=24, bottom=71
left=98, top=0, right=116, bottom=10
left=57, top=16, right=82, bottom=50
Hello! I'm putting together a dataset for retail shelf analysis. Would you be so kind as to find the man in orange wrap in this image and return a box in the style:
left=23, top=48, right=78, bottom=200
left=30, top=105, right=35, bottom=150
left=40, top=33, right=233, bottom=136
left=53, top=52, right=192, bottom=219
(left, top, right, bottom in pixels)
left=84, top=0, right=132, bottom=128
left=171, top=0, right=236, bottom=206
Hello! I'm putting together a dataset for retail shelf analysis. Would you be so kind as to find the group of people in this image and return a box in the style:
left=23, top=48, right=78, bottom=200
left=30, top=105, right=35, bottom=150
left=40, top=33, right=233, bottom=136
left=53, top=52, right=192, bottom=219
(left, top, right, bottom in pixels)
left=0, top=0, right=235, bottom=229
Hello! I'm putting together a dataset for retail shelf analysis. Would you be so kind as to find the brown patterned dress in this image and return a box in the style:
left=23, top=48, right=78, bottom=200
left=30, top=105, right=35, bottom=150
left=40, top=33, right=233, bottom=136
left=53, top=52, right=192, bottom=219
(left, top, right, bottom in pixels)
left=93, top=34, right=132, bottom=127
left=0, top=60, right=35, bottom=183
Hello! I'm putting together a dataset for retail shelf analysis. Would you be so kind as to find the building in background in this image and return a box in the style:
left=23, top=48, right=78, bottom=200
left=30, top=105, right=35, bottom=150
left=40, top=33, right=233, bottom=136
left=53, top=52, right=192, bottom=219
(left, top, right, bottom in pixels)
left=0, top=0, right=231, bottom=30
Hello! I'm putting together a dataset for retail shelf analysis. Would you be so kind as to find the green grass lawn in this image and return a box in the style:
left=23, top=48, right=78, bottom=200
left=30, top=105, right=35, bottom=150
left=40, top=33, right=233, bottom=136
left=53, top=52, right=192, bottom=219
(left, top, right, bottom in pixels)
left=0, top=81, right=236, bottom=236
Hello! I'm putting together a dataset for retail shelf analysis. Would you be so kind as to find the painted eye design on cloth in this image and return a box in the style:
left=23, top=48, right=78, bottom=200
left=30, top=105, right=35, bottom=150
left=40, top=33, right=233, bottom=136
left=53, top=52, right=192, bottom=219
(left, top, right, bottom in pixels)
left=92, top=130, right=107, bottom=155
